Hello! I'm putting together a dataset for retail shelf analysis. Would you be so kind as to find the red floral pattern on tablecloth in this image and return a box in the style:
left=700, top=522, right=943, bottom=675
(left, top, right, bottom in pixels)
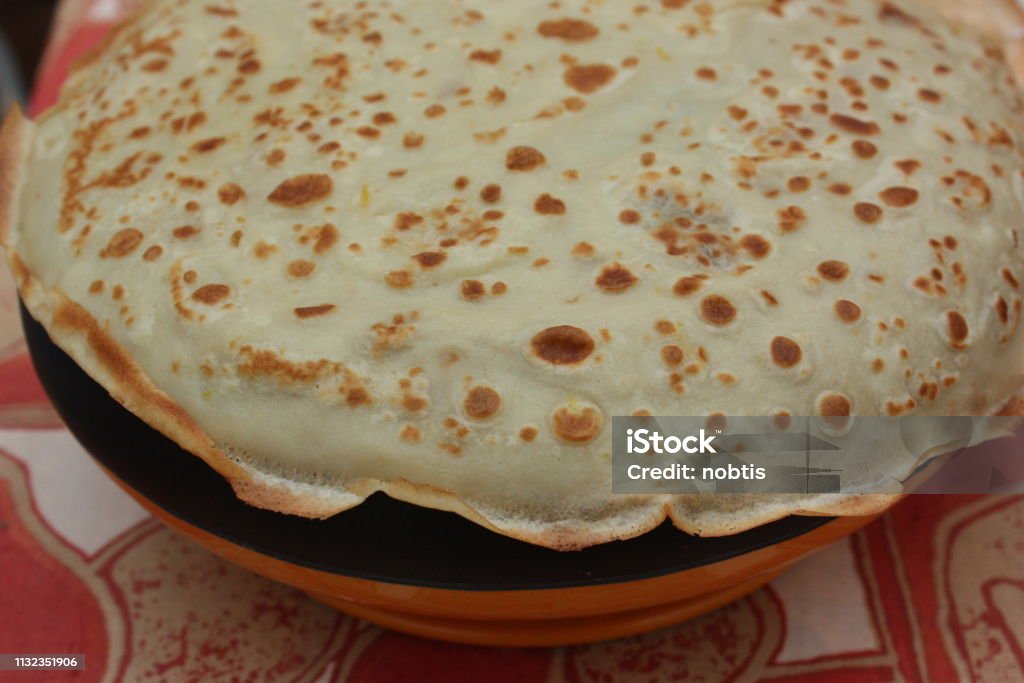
left=1, top=2, right=1022, bottom=680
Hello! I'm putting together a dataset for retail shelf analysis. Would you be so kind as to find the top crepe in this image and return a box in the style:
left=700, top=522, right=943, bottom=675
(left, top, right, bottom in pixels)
left=3, top=0, right=1024, bottom=548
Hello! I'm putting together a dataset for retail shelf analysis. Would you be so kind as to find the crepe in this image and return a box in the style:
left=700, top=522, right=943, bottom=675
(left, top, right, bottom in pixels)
left=3, top=0, right=1024, bottom=549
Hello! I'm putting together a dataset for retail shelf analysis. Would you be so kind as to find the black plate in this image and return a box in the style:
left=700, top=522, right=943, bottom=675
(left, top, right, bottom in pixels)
left=22, top=302, right=832, bottom=590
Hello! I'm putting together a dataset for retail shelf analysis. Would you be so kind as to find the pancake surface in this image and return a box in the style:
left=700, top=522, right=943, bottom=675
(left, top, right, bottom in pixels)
left=4, top=0, right=1024, bottom=547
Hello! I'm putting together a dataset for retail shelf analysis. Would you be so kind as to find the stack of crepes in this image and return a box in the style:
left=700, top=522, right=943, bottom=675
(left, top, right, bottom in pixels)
left=5, top=0, right=1024, bottom=548
left=0, top=1, right=1023, bottom=681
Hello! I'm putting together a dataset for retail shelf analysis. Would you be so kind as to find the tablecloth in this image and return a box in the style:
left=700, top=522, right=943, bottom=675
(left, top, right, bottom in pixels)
left=1, top=2, right=1023, bottom=681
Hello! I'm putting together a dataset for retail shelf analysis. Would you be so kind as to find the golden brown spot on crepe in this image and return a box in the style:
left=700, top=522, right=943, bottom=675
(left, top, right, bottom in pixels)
left=661, top=345, right=684, bottom=366
left=143, top=245, right=162, bottom=262
left=564, top=64, right=616, bottom=94
left=534, top=193, right=566, bottom=215
left=294, top=304, right=336, bottom=319
left=102, top=228, right=144, bottom=258
left=740, top=234, right=771, bottom=259
left=835, top=299, right=862, bottom=323
left=537, top=18, right=599, bottom=41
left=236, top=347, right=365, bottom=396
left=403, top=133, right=425, bottom=149
left=265, top=149, right=286, bottom=165
left=313, top=224, right=339, bottom=254
left=728, top=107, right=751, bottom=126
left=919, top=88, right=942, bottom=104
left=997, top=297, right=1011, bottom=325
left=218, top=182, right=245, bottom=205
left=787, top=176, right=810, bottom=192
left=394, top=212, right=423, bottom=231
left=484, top=87, right=507, bottom=106
left=818, top=392, right=853, bottom=422
left=854, top=202, right=883, bottom=223
left=237, top=56, right=261, bottom=73
left=470, top=49, right=502, bottom=64
left=596, top=263, right=637, bottom=292
left=696, top=67, right=717, bottom=81
left=506, top=146, right=546, bottom=172
left=288, top=260, right=316, bottom=278
left=770, top=413, right=792, bottom=431
left=777, top=205, right=806, bottom=232
left=141, top=58, right=168, bottom=73
left=268, top=174, right=333, bottom=207
left=571, top=242, right=596, bottom=258
left=177, top=176, right=207, bottom=190
left=852, top=140, right=878, bottom=159
left=830, top=113, right=879, bottom=136
left=170, top=111, right=206, bottom=135
left=480, top=184, right=502, bottom=203
left=461, top=280, right=486, bottom=300
left=1002, top=268, right=1020, bottom=290
left=674, top=276, right=703, bottom=297
left=531, top=326, right=595, bottom=365
left=946, top=311, right=969, bottom=348
left=552, top=405, right=603, bottom=443
left=253, top=241, right=277, bottom=259
left=191, top=284, right=230, bottom=304
left=896, top=159, right=921, bottom=176
left=879, top=187, right=919, bottom=208
left=465, top=386, right=501, bottom=420
left=401, top=425, right=422, bottom=443
left=269, top=77, right=300, bottom=93
left=173, top=225, right=200, bottom=239
left=771, top=336, right=802, bottom=367
left=700, top=295, right=737, bottom=326
left=818, top=260, right=850, bottom=282
left=424, top=104, right=446, bottom=118
left=192, top=137, right=226, bottom=153
left=520, top=427, right=538, bottom=442
left=89, top=280, right=104, bottom=294
left=386, top=270, right=414, bottom=288
left=879, top=2, right=917, bottom=23
left=619, top=209, right=641, bottom=225
left=402, top=395, right=427, bottom=412
left=414, top=251, right=447, bottom=269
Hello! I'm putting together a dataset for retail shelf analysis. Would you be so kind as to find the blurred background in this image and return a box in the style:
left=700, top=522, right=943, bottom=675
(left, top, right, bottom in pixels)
left=0, top=1, right=60, bottom=108
left=0, top=0, right=59, bottom=393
